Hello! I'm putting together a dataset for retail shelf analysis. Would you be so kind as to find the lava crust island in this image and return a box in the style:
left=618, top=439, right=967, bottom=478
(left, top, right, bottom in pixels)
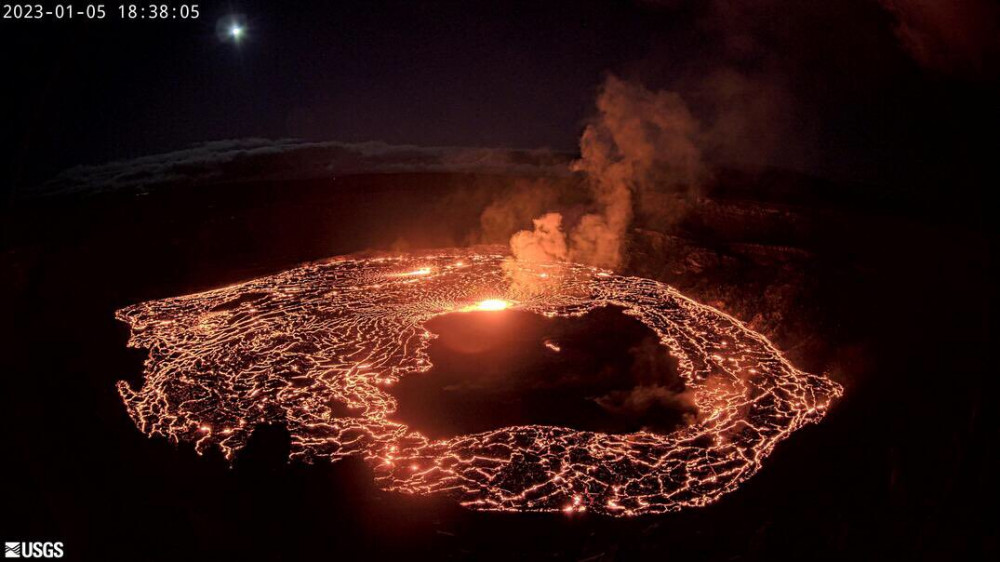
left=117, top=247, right=841, bottom=515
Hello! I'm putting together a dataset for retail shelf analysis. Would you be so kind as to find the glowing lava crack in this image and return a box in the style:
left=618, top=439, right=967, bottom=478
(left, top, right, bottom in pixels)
left=116, top=247, right=841, bottom=515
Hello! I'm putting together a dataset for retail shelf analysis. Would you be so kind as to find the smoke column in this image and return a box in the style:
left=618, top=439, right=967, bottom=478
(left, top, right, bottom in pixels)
left=508, top=75, right=705, bottom=274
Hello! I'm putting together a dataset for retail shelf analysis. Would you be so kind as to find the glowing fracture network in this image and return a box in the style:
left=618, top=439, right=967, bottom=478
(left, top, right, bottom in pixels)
left=117, top=247, right=841, bottom=515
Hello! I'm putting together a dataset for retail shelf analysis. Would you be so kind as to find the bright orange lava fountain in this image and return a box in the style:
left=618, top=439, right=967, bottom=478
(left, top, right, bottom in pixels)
left=116, top=247, right=841, bottom=515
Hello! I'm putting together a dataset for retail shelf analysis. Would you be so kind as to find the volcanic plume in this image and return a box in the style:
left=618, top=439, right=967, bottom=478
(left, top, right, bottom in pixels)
left=508, top=75, right=705, bottom=277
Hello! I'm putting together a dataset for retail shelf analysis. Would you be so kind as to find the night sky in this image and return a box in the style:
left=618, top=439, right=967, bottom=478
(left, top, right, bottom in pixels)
left=2, top=2, right=654, bottom=185
left=2, top=1, right=997, bottom=195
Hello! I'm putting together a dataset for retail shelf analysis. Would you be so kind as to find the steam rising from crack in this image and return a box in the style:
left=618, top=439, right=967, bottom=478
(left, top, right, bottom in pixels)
left=116, top=248, right=841, bottom=515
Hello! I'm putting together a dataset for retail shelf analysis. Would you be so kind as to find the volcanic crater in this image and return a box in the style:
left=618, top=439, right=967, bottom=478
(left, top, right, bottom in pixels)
left=391, top=305, right=696, bottom=438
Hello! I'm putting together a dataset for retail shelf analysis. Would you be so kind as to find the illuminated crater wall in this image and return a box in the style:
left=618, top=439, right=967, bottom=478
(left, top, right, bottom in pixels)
left=117, top=247, right=841, bottom=515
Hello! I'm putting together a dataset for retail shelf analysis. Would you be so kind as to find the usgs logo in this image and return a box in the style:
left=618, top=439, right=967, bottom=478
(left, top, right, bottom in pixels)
left=4, top=542, right=64, bottom=559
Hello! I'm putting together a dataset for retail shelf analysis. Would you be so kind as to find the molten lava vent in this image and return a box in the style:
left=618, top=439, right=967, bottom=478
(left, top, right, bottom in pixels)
left=116, top=247, right=841, bottom=515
